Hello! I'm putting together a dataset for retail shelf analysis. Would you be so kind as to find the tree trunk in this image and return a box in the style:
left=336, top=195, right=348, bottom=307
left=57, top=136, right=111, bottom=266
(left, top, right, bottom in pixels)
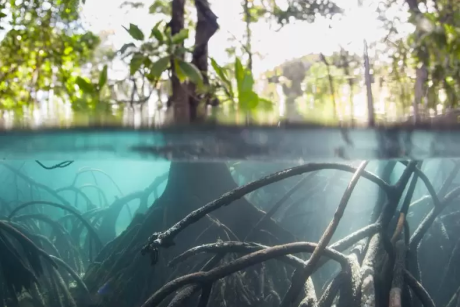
left=189, top=0, right=219, bottom=119
left=169, top=0, right=190, bottom=123
left=84, top=162, right=295, bottom=307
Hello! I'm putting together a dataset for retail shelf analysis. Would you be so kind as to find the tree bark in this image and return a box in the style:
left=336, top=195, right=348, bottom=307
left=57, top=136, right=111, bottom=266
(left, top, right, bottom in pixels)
left=84, top=162, right=295, bottom=307
left=189, top=0, right=219, bottom=119
left=169, top=0, right=190, bottom=123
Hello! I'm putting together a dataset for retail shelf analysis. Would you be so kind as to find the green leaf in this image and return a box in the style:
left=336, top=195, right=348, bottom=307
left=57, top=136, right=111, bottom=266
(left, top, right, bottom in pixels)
left=150, top=21, right=164, bottom=43
left=171, top=29, right=189, bottom=44
left=130, top=53, right=144, bottom=75
left=123, top=24, right=145, bottom=41
left=119, top=43, right=135, bottom=55
left=177, top=59, right=203, bottom=86
left=76, top=77, right=94, bottom=94
left=211, top=58, right=234, bottom=98
left=239, top=91, right=259, bottom=111
left=240, top=70, right=255, bottom=94
left=211, top=58, right=230, bottom=85
left=258, top=98, right=274, bottom=111
left=98, top=65, right=108, bottom=89
left=174, top=59, right=186, bottom=83
left=150, top=56, right=170, bottom=78
left=235, top=57, right=245, bottom=90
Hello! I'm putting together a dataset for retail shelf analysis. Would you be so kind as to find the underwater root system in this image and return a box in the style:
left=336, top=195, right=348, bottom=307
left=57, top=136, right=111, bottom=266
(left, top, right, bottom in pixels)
left=1, top=159, right=460, bottom=307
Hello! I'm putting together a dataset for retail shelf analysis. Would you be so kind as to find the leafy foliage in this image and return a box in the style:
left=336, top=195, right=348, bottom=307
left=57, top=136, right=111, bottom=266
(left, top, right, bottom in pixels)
left=0, top=0, right=100, bottom=109
left=210, top=57, right=272, bottom=111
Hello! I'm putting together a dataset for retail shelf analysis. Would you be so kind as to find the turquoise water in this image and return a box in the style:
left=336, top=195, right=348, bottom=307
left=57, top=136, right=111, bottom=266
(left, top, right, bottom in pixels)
left=0, top=130, right=459, bottom=307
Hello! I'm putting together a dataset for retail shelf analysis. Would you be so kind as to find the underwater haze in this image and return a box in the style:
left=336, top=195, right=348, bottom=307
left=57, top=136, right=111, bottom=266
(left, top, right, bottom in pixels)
left=0, top=157, right=459, bottom=307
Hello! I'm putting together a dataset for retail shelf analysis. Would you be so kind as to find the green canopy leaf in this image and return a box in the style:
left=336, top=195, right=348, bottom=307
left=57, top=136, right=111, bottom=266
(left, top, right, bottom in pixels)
left=76, top=77, right=94, bottom=94
left=130, top=53, right=144, bottom=75
left=171, top=29, right=189, bottom=44
left=119, top=43, right=135, bottom=55
left=98, top=65, right=108, bottom=89
left=123, top=24, right=145, bottom=41
left=177, top=59, right=203, bottom=86
left=150, top=21, right=164, bottom=43
left=174, top=59, right=187, bottom=83
left=150, top=56, right=170, bottom=79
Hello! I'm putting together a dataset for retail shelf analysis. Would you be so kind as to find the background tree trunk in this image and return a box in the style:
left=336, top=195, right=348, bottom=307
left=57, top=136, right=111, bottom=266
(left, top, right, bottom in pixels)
left=84, top=162, right=295, bottom=307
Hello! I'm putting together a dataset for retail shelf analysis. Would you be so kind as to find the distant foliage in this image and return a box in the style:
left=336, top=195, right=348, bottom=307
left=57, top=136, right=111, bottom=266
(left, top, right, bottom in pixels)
left=0, top=0, right=100, bottom=110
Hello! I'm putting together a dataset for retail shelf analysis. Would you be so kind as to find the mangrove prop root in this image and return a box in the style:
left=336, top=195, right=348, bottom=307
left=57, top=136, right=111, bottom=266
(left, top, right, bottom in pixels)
left=49, top=255, right=90, bottom=297
left=390, top=240, right=406, bottom=307
left=445, top=285, right=460, bottom=307
left=410, top=186, right=460, bottom=250
left=168, top=254, right=223, bottom=307
left=141, top=162, right=389, bottom=262
left=437, top=160, right=460, bottom=199
left=196, top=283, right=212, bottom=307
left=0, top=221, right=56, bottom=270
left=7, top=200, right=103, bottom=250
left=318, top=273, right=344, bottom=307
left=399, top=161, right=440, bottom=208
left=244, top=173, right=316, bottom=241
left=140, top=242, right=350, bottom=307
left=280, top=161, right=368, bottom=307
left=168, top=241, right=306, bottom=269
left=403, top=269, right=436, bottom=307
left=296, top=277, right=317, bottom=307
left=0, top=162, right=71, bottom=206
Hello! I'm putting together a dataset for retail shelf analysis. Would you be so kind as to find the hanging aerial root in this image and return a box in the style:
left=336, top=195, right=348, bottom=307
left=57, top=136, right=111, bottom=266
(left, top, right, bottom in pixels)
left=141, top=162, right=389, bottom=264
left=141, top=242, right=351, bottom=307
left=280, top=161, right=368, bottom=307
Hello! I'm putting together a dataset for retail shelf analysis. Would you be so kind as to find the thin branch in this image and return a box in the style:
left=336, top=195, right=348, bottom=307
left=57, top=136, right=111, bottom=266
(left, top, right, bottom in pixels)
left=280, top=161, right=368, bottom=307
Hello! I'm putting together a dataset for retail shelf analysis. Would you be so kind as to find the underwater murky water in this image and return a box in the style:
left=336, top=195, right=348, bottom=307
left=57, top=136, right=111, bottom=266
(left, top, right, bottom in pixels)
left=1, top=129, right=460, bottom=307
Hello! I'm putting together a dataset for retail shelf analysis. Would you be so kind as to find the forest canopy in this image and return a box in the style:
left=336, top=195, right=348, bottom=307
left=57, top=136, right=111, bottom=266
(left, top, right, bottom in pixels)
left=0, top=0, right=459, bottom=125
